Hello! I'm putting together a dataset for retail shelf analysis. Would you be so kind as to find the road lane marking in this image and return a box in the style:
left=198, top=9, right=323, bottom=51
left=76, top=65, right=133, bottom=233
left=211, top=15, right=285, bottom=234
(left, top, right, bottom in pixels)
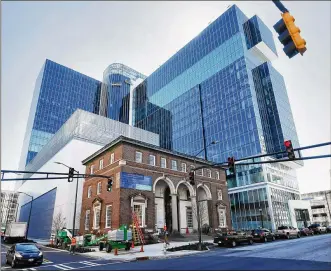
left=52, top=265, right=70, bottom=270
left=57, top=264, right=75, bottom=270
left=29, top=268, right=37, bottom=270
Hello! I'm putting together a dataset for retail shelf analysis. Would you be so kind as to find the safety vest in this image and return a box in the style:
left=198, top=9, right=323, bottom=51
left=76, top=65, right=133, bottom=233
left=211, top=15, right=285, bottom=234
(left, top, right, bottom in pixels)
left=71, top=237, right=76, bottom=245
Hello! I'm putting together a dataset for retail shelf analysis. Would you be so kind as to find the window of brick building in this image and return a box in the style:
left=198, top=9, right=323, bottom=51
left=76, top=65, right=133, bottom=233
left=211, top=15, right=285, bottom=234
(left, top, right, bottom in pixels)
left=105, top=205, right=112, bottom=228
left=197, top=168, right=203, bottom=176
left=135, top=151, right=142, bottom=163
left=149, top=155, right=156, bottom=166
left=93, top=203, right=101, bottom=229
left=216, top=171, right=220, bottom=180
left=186, top=207, right=193, bottom=228
left=97, top=182, right=101, bottom=194
left=218, top=206, right=227, bottom=228
left=217, top=189, right=223, bottom=200
left=181, top=163, right=187, bottom=172
left=87, top=186, right=92, bottom=198
left=85, top=210, right=90, bottom=230
left=161, top=157, right=167, bottom=168
left=110, top=153, right=115, bottom=164
left=90, top=165, right=94, bottom=174
left=206, top=169, right=211, bottom=178
left=99, top=159, right=104, bottom=169
left=171, top=160, right=178, bottom=171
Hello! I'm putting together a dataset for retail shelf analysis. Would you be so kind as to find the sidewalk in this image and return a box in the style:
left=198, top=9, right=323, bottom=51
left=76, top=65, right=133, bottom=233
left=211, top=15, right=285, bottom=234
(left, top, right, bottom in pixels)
left=83, top=240, right=213, bottom=261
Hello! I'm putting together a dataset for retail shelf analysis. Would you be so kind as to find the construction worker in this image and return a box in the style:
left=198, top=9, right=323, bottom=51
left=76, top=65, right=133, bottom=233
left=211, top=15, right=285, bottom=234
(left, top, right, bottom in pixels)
left=163, top=225, right=170, bottom=245
left=70, top=236, right=77, bottom=255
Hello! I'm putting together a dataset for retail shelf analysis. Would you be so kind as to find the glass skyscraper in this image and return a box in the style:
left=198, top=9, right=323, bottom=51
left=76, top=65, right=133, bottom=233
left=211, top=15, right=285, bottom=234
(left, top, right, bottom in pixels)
left=20, top=59, right=102, bottom=168
left=132, top=5, right=302, bottom=230
left=99, top=63, right=146, bottom=124
left=19, top=4, right=303, bottom=231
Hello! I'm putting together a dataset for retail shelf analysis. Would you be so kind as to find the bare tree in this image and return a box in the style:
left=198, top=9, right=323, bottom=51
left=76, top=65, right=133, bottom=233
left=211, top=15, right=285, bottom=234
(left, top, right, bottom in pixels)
left=192, top=200, right=210, bottom=234
left=52, top=212, right=66, bottom=235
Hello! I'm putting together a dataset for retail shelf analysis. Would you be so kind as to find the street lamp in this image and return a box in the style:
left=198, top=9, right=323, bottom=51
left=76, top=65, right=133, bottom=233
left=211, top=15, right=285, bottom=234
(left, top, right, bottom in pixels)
left=17, top=192, right=33, bottom=240
left=259, top=209, right=264, bottom=228
left=54, top=162, right=79, bottom=236
left=192, top=140, right=219, bottom=250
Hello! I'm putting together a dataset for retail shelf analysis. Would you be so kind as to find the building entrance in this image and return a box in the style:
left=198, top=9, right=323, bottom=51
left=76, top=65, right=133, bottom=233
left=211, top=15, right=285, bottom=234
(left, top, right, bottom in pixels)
left=164, top=186, right=172, bottom=232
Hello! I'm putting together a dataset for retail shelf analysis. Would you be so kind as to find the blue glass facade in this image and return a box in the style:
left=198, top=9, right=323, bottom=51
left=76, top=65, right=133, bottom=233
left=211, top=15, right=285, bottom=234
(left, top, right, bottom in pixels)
left=19, top=188, right=57, bottom=239
left=104, top=73, right=131, bottom=123
left=132, top=5, right=302, bottom=230
left=23, top=59, right=102, bottom=165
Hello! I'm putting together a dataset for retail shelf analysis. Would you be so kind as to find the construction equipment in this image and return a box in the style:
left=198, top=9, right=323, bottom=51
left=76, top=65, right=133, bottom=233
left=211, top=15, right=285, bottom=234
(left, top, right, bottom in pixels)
left=98, top=225, right=132, bottom=253
left=83, top=233, right=108, bottom=247
left=55, top=228, right=73, bottom=249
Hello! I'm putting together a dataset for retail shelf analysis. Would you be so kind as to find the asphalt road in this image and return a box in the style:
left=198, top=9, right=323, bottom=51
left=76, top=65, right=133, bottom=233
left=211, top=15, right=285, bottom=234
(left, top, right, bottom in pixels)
left=0, top=243, right=127, bottom=270
left=1, top=234, right=330, bottom=270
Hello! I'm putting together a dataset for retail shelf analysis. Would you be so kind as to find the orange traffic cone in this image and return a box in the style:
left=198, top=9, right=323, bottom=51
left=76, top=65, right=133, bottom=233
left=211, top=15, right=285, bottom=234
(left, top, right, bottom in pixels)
left=140, top=245, right=144, bottom=252
left=114, top=248, right=118, bottom=256
left=186, top=227, right=189, bottom=235
left=131, top=241, right=135, bottom=248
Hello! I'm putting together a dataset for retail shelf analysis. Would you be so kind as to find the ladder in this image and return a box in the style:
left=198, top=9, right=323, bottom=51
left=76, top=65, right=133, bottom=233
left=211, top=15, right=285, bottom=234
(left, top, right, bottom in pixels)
left=132, top=211, right=145, bottom=245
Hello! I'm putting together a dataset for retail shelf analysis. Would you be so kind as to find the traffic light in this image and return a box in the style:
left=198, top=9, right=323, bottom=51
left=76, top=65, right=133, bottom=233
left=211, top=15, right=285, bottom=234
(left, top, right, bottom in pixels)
left=284, top=140, right=295, bottom=160
left=273, top=12, right=306, bottom=58
left=227, top=157, right=235, bottom=174
left=68, top=167, right=74, bottom=183
left=188, top=170, right=195, bottom=186
left=107, top=178, right=113, bottom=192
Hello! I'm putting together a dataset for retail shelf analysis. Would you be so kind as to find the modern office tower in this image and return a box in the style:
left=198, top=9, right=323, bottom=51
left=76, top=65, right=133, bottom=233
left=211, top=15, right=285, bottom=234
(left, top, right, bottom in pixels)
left=0, top=191, right=19, bottom=230
left=302, top=190, right=331, bottom=226
left=132, top=5, right=302, bottom=230
left=19, top=59, right=102, bottom=169
left=99, top=63, right=146, bottom=124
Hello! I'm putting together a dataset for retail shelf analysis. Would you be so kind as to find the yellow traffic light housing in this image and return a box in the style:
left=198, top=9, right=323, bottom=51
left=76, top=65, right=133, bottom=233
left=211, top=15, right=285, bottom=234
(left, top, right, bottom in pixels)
left=281, top=12, right=307, bottom=55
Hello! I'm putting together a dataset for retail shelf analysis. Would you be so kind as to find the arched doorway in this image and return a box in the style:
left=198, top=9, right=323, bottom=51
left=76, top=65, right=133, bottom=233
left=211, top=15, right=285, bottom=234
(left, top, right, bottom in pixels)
left=164, top=186, right=172, bottom=232
left=197, top=185, right=211, bottom=227
left=176, top=181, right=194, bottom=233
left=154, top=177, right=177, bottom=232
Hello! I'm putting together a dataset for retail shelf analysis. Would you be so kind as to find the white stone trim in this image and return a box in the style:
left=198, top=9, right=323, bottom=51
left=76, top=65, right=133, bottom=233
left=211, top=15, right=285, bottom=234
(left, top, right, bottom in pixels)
left=153, top=176, right=176, bottom=195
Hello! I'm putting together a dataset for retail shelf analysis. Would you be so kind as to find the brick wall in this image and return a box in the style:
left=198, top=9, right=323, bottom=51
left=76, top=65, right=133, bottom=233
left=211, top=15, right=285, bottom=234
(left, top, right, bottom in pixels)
left=80, top=140, right=232, bottom=233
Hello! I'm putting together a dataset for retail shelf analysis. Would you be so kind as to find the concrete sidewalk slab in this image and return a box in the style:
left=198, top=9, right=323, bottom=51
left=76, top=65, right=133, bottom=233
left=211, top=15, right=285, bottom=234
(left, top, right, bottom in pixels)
left=83, top=241, right=211, bottom=261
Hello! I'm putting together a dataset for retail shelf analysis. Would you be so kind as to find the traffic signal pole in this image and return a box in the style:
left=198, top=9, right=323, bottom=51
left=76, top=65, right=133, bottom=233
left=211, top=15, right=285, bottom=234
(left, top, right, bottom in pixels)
left=272, top=0, right=289, bottom=13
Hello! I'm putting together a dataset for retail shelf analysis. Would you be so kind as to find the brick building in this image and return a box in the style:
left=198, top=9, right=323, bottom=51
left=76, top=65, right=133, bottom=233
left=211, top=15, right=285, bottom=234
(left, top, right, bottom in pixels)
left=79, top=136, right=231, bottom=234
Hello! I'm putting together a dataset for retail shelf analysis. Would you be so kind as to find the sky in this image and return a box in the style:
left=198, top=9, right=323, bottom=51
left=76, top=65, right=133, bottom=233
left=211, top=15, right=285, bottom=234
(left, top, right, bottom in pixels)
left=1, top=1, right=330, bottom=193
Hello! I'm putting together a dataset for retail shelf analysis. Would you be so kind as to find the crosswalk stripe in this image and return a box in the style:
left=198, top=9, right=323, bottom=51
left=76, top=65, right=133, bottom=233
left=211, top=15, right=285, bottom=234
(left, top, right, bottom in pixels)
left=79, top=261, right=101, bottom=266
left=57, top=264, right=75, bottom=270
left=52, top=265, right=70, bottom=270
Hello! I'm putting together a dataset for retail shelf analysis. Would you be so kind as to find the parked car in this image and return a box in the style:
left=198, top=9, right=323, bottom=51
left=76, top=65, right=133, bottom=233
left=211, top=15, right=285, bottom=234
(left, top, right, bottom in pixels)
left=308, top=224, right=327, bottom=234
left=326, top=226, right=331, bottom=233
left=214, top=231, right=254, bottom=248
left=251, top=228, right=276, bottom=242
left=6, top=243, right=43, bottom=268
left=299, top=227, right=314, bottom=236
left=275, top=226, right=300, bottom=239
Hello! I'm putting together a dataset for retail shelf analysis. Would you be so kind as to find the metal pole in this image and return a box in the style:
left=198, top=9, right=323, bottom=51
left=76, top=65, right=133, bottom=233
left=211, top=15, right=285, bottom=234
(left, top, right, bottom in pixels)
left=26, top=196, right=33, bottom=240
left=195, top=181, right=202, bottom=250
left=272, top=0, right=289, bottom=13
left=72, top=170, right=79, bottom=236
left=324, top=192, right=331, bottom=224
left=191, top=140, right=218, bottom=250
left=259, top=209, right=264, bottom=228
